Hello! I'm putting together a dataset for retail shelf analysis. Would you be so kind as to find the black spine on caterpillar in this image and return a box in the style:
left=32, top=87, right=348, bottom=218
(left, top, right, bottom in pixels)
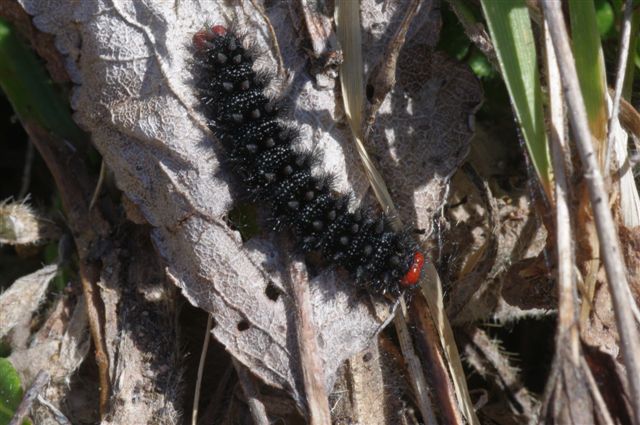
left=192, top=25, right=424, bottom=294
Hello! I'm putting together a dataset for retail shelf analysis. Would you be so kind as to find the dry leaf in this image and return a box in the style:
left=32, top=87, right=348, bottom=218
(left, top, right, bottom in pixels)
left=16, top=0, right=397, bottom=406
left=0, top=264, right=58, bottom=345
left=17, top=0, right=480, bottom=408
left=9, top=294, right=90, bottom=384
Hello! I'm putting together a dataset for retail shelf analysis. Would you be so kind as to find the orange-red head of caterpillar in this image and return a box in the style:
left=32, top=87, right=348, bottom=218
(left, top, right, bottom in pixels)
left=401, top=252, right=424, bottom=288
left=192, top=25, right=228, bottom=50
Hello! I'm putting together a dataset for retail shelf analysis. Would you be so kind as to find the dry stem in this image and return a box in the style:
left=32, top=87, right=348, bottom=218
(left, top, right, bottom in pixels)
left=26, top=124, right=111, bottom=416
left=8, top=370, right=49, bottom=425
left=232, top=359, right=270, bottom=425
left=394, top=300, right=439, bottom=425
left=409, top=294, right=464, bottom=425
left=542, top=2, right=640, bottom=423
left=289, top=260, right=331, bottom=425
left=544, top=16, right=579, bottom=367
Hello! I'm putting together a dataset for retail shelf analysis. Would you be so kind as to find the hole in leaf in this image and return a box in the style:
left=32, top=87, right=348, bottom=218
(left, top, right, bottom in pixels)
left=265, top=281, right=280, bottom=301
left=237, top=319, right=250, bottom=331
left=226, top=202, right=260, bottom=241
left=366, top=84, right=374, bottom=101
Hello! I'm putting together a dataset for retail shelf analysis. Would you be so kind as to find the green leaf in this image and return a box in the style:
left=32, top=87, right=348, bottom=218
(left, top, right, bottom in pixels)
left=0, top=358, right=23, bottom=425
left=480, top=1, right=552, bottom=197
left=467, top=48, right=496, bottom=79
left=0, top=18, right=84, bottom=145
left=438, top=4, right=472, bottom=61
left=568, top=0, right=608, bottom=164
left=595, top=0, right=615, bottom=38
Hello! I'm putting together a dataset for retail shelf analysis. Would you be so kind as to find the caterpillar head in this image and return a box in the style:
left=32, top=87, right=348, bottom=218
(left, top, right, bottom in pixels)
left=400, top=251, right=424, bottom=288
left=193, top=25, right=228, bottom=50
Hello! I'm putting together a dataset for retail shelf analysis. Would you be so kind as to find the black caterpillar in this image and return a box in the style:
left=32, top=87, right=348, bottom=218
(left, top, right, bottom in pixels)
left=192, top=25, right=424, bottom=294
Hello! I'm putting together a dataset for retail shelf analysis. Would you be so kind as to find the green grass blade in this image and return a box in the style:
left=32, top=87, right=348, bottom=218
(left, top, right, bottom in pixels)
left=568, top=0, right=608, bottom=165
left=480, top=1, right=552, bottom=197
left=0, top=18, right=84, bottom=145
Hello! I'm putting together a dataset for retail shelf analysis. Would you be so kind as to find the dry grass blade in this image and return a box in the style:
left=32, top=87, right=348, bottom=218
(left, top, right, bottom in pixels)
left=191, top=314, right=213, bottom=425
left=17, top=140, right=34, bottom=199
left=605, top=2, right=640, bottom=228
left=334, top=0, right=399, bottom=224
left=542, top=2, right=640, bottom=424
left=89, top=160, right=107, bottom=211
left=604, top=0, right=635, bottom=173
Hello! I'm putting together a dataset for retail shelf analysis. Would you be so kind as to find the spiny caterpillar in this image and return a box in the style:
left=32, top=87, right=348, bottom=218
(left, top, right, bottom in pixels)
left=192, top=25, right=424, bottom=294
